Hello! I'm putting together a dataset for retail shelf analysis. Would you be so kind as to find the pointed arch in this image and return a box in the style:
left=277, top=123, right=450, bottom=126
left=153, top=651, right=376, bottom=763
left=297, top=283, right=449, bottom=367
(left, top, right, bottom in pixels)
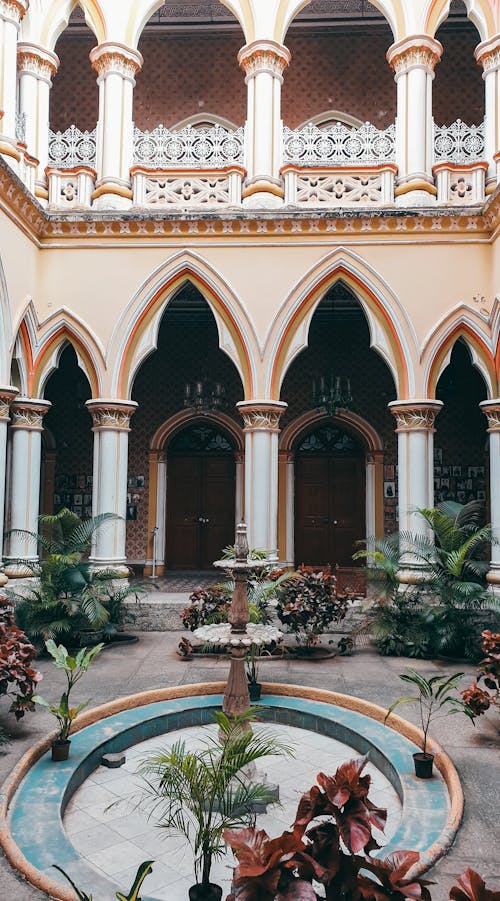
left=40, top=0, right=106, bottom=50
left=426, top=0, right=495, bottom=41
left=279, top=0, right=400, bottom=42
left=110, top=251, right=257, bottom=400
left=423, top=318, right=496, bottom=398
left=279, top=408, right=384, bottom=454
left=266, top=248, right=415, bottom=400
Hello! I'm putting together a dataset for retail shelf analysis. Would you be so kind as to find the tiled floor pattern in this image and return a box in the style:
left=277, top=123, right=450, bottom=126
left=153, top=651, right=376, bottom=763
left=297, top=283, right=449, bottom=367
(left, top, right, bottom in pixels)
left=64, top=724, right=402, bottom=901
left=135, top=572, right=221, bottom=592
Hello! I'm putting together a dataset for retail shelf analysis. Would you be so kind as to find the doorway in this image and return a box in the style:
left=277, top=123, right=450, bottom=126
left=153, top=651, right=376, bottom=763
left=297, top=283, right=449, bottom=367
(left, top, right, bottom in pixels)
left=166, top=423, right=236, bottom=569
left=295, top=425, right=365, bottom=566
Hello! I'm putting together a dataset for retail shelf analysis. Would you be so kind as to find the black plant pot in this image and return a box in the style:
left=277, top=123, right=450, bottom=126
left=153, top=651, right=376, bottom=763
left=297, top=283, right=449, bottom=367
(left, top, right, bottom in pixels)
left=188, top=883, right=223, bottom=901
left=51, top=739, right=71, bottom=762
left=413, top=752, right=434, bottom=779
left=248, top=681, right=262, bottom=702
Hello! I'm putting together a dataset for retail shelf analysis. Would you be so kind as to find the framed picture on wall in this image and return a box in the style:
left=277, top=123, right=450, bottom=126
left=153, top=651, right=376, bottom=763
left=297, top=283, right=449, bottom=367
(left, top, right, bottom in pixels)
left=477, top=490, right=486, bottom=501
left=74, top=493, right=83, bottom=506
left=73, top=505, right=82, bottom=518
left=127, top=504, right=137, bottom=520
left=441, top=465, right=451, bottom=476
left=84, top=506, right=92, bottom=518
left=136, top=475, right=145, bottom=488
left=384, top=481, right=396, bottom=498
left=452, top=465, right=462, bottom=477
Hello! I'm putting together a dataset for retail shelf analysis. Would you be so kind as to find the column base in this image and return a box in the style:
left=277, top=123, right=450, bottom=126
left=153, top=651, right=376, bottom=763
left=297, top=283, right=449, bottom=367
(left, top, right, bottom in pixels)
left=486, top=566, right=500, bottom=595
left=397, top=564, right=431, bottom=588
left=0, top=571, right=8, bottom=588
left=92, top=180, right=133, bottom=210
left=242, top=177, right=284, bottom=209
left=88, top=561, right=130, bottom=579
left=4, top=561, right=40, bottom=579
left=395, top=178, right=437, bottom=207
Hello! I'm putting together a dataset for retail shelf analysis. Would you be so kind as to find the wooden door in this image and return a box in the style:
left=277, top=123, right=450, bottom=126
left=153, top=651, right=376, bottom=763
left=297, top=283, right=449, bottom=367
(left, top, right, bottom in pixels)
left=295, top=452, right=365, bottom=567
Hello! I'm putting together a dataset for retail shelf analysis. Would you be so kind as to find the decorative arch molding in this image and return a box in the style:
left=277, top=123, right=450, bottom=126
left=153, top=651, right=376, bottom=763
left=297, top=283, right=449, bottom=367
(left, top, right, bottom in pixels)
left=279, top=409, right=384, bottom=455
left=423, top=316, right=497, bottom=399
left=265, top=248, right=415, bottom=400
left=37, top=0, right=106, bottom=50
left=13, top=302, right=105, bottom=398
left=110, top=251, right=257, bottom=400
left=426, top=0, right=495, bottom=41
left=172, top=114, right=241, bottom=132
left=279, top=0, right=400, bottom=42
left=297, top=110, right=365, bottom=130
left=0, top=256, right=13, bottom=385
left=151, top=409, right=244, bottom=454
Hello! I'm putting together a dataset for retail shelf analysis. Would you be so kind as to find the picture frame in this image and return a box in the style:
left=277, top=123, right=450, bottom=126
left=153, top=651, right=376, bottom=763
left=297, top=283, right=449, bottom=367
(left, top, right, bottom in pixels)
left=136, top=475, right=145, bottom=488
left=126, top=504, right=137, bottom=520
left=384, top=481, right=396, bottom=499
left=434, top=447, right=442, bottom=464
left=73, top=505, right=82, bottom=518
left=452, top=465, right=462, bottom=477
left=74, top=493, right=83, bottom=506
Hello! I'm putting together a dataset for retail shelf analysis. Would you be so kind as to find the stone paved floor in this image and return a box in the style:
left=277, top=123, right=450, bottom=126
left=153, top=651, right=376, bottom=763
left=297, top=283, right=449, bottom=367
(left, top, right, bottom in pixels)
left=0, top=634, right=498, bottom=900
left=65, top=724, right=401, bottom=900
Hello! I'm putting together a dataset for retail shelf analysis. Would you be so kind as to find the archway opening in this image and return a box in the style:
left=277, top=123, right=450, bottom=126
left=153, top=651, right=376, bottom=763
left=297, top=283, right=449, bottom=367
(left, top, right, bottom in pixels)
left=50, top=6, right=99, bottom=133
left=280, top=282, right=396, bottom=565
left=434, top=339, right=488, bottom=509
left=130, top=283, right=244, bottom=572
left=42, top=343, right=93, bottom=517
left=434, top=1, right=484, bottom=127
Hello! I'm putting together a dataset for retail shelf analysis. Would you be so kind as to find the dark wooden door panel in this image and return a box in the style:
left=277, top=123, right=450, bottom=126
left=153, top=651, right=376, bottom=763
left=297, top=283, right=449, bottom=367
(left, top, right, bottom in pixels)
left=295, top=457, right=331, bottom=564
left=202, top=457, right=235, bottom=568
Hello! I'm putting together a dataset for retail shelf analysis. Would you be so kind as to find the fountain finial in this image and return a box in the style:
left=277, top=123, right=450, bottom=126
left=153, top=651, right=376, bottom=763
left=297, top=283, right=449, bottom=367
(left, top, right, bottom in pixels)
left=234, top=522, right=249, bottom=563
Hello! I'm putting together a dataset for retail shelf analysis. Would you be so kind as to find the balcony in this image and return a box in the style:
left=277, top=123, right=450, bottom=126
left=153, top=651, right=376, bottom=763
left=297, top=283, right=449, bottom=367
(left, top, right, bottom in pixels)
left=44, top=118, right=488, bottom=211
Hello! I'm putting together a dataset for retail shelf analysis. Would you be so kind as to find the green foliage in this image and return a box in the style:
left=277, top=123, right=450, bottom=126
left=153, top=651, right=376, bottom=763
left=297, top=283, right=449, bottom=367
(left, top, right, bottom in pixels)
left=53, top=861, right=154, bottom=901
left=0, top=600, right=41, bottom=719
left=33, top=640, right=103, bottom=740
left=276, top=567, right=351, bottom=646
left=136, top=708, right=293, bottom=888
left=385, top=668, right=475, bottom=755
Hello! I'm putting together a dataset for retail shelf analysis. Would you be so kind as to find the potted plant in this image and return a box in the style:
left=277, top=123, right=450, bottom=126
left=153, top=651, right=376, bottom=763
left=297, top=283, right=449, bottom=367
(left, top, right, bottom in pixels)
left=385, top=669, right=475, bottom=778
left=33, top=639, right=103, bottom=761
left=275, top=566, right=351, bottom=655
left=136, top=708, right=293, bottom=900
left=245, top=643, right=262, bottom=701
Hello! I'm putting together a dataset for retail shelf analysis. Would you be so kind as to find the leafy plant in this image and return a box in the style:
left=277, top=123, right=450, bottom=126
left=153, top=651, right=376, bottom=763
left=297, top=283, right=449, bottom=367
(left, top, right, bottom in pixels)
left=462, top=630, right=500, bottom=717
left=385, top=669, right=475, bottom=756
left=53, top=860, right=154, bottom=900
left=33, top=640, right=103, bottom=741
left=0, top=599, right=41, bottom=719
left=275, top=567, right=351, bottom=647
left=181, top=586, right=232, bottom=631
left=245, top=643, right=261, bottom=685
left=449, top=868, right=500, bottom=901
left=136, top=708, right=293, bottom=890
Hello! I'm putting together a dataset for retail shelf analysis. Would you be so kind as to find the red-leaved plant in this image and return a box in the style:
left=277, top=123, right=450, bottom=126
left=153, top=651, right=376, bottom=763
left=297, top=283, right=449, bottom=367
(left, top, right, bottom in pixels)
left=462, top=631, right=500, bottom=718
left=449, top=868, right=500, bottom=901
left=224, top=755, right=433, bottom=901
left=0, top=599, right=41, bottom=720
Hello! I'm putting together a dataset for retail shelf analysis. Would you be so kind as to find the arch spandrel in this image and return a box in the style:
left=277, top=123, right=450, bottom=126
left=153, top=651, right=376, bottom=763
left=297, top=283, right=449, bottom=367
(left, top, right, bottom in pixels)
left=31, top=0, right=106, bottom=50
left=264, top=249, right=416, bottom=402
left=426, top=0, right=496, bottom=41
left=109, top=252, right=258, bottom=401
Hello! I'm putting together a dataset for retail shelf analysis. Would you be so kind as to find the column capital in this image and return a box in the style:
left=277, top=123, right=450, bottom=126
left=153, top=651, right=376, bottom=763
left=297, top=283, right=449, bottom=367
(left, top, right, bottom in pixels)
left=90, top=42, right=143, bottom=81
left=237, top=400, right=287, bottom=431
left=238, top=40, right=291, bottom=82
left=0, top=386, right=18, bottom=421
left=388, top=399, right=443, bottom=431
left=387, top=34, right=443, bottom=78
left=475, top=35, right=500, bottom=73
left=10, top=398, right=51, bottom=430
left=0, top=0, right=28, bottom=26
left=86, top=399, right=138, bottom=431
left=480, top=399, right=500, bottom=430
left=17, top=42, right=59, bottom=82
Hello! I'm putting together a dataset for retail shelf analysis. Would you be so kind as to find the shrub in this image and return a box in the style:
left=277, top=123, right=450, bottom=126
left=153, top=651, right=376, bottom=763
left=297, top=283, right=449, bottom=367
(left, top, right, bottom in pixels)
left=276, top=567, right=351, bottom=646
left=462, top=630, right=500, bottom=717
left=181, top=586, right=232, bottom=631
left=0, top=599, right=41, bottom=720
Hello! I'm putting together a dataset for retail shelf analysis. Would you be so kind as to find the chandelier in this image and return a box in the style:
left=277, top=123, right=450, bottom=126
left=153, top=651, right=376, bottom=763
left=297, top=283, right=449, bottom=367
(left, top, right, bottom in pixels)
left=183, top=378, right=226, bottom=413
left=312, top=374, right=353, bottom=417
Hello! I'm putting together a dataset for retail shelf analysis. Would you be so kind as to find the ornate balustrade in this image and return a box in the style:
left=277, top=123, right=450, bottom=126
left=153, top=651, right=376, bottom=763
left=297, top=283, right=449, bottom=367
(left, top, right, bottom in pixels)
left=433, top=119, right=485, bottom=164
left=48, top=125, right=97, bottom=168
left=283, top=121, right=396, bottom=167
left=131, top=165, right=244, bottom=208
left=433, top=120, right=487, bottom=204
left=133, top=123, right=245, bottom=168
left=282, top=164, right=397, bottom=207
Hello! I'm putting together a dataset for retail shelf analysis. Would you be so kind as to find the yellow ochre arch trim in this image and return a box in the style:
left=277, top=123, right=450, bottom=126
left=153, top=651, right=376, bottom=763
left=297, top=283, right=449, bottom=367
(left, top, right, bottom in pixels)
left=425, top=0, right=495, bottom=39
left=118, top=269, right=254, bottom=400
left=425, top=325, right=496, bottom=398
left=30, top=329, right=101, bottom=399
left=270, top=268, right=409, bottom=400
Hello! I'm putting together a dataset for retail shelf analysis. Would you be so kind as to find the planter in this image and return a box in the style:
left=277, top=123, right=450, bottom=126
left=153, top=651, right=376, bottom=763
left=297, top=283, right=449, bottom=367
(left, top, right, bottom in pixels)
left=78, top=629, right=104, bottom=648
left=188, top=883, right=223, bottom=901
left=285, top=645, right=336, bottom=660
left=413, top=752, right=434, bottom=779
left=248, top=681, right=262, bottom=702
left=51, top=739, right=71, bottom=762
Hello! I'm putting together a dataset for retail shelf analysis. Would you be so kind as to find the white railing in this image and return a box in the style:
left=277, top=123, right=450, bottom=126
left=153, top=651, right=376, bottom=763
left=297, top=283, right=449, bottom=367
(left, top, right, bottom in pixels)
left=15, top=112, right=26, bottom=144
left=48, top=125, right=97, bottom=168
left=434, top=119, right=485, bottom=164
left=133, top=123, right=245, bottom=168
left=283, top=121, right=396, bottom=166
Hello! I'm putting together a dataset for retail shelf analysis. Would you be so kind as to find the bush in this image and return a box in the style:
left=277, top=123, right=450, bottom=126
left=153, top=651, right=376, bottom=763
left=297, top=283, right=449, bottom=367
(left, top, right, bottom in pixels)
left=276, top=567, right=351, bottom=646
left=462, top=630, right=500, bottom=717
left=0, top=599, right=41, bottom=720
left=181, top=586, right=232, bottom=631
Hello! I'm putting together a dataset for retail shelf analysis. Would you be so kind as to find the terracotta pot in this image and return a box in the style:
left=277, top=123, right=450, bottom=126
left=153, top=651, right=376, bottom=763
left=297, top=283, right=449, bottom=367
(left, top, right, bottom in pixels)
left=51, top=739, right=71, bottom=762
left=188, top=883, right=223, bottom=901
left=248, top=681, right=262, bottom=702
left=413, top=752, right=434, bottom=779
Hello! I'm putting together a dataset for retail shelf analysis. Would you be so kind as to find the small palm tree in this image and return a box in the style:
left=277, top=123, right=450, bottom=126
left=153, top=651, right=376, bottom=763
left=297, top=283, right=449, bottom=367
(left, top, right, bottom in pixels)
left=136, top=709, right=293, bottom=892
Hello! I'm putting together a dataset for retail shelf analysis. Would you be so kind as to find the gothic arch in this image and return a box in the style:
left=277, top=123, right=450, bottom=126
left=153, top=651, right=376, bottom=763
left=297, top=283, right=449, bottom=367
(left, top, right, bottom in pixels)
left=110, top=252, right=257, bottom=400
left=266, top=249, right=415, bottom=400
left=423, top=320, right=496, bottom=398
left=426, top=0, right=495, bottom=42
left=279, top=409, right=384, bottom=454
left=280, top=0, right=400, bottom=42
left=38, top=0, right=106, bottom=50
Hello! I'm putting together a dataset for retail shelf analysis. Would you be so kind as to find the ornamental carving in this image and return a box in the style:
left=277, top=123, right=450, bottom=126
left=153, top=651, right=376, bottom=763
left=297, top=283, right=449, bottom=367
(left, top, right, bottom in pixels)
left=91, top=52, right=141, bottom=80
left=477, top=47, right=500, bottom=74
left=0, top=0, right=27, bottom=24
left=0, top=389, right=16, bottom=421
left=239, top=47, right=290, bottom=80
left=482, top=408, right=500, bottom=431
left=240, top=409, right=285, bottom=430
left=389, top=45, right=441, bottom=77
left=17, top=50, right=58, bottom=81
left=89, top=406, right=136, bottom=430
left=434, top=120, right=485, bottom=164
left=142, top=174, right=231, bottom=207
left=10, top=403, right=49, bottom=430
left=390, top=406, right=440, bottom=431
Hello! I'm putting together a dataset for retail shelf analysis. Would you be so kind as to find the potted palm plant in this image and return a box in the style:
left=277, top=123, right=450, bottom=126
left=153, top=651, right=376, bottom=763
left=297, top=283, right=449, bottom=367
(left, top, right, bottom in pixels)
left=137, top=708, right=293, bottom=900
left=33, top=640, right=103, bottom=761
left=385, top=668, right=475, bottom=778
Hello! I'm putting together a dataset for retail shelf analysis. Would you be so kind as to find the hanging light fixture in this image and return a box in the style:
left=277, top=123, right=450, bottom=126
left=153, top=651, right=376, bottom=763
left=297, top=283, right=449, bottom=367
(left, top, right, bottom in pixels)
left=312, top=373, right=353, bottom=417
left=183, top=377, right=226, bottom=413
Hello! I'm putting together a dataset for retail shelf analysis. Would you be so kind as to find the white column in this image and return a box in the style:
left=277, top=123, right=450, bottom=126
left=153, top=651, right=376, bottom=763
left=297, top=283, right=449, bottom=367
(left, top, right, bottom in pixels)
left=284, top=451, right=295, bottom=565
left=480, top=400, right=500, bottom=594
left=237, top=400, right=287, bottom=558
left=89, top=42, right=143, bottom=210
left=235, top=450, right=245, bottom=527
left=0, top=387, right=17, bottom=583
left=387, top=35, right=442, bottom=206
left=238, top=40, right=290, bottom=208
left=86, top=400, right=137, bottom=574
left=4, top=398, right=51, bottom=577
left=0, top=0, right=28, bottom=171
left=17, top=43, right=59, bottom=200
left=389, top=400, right=443, bottom=585
left=475, top=36, right=500, bottom=192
